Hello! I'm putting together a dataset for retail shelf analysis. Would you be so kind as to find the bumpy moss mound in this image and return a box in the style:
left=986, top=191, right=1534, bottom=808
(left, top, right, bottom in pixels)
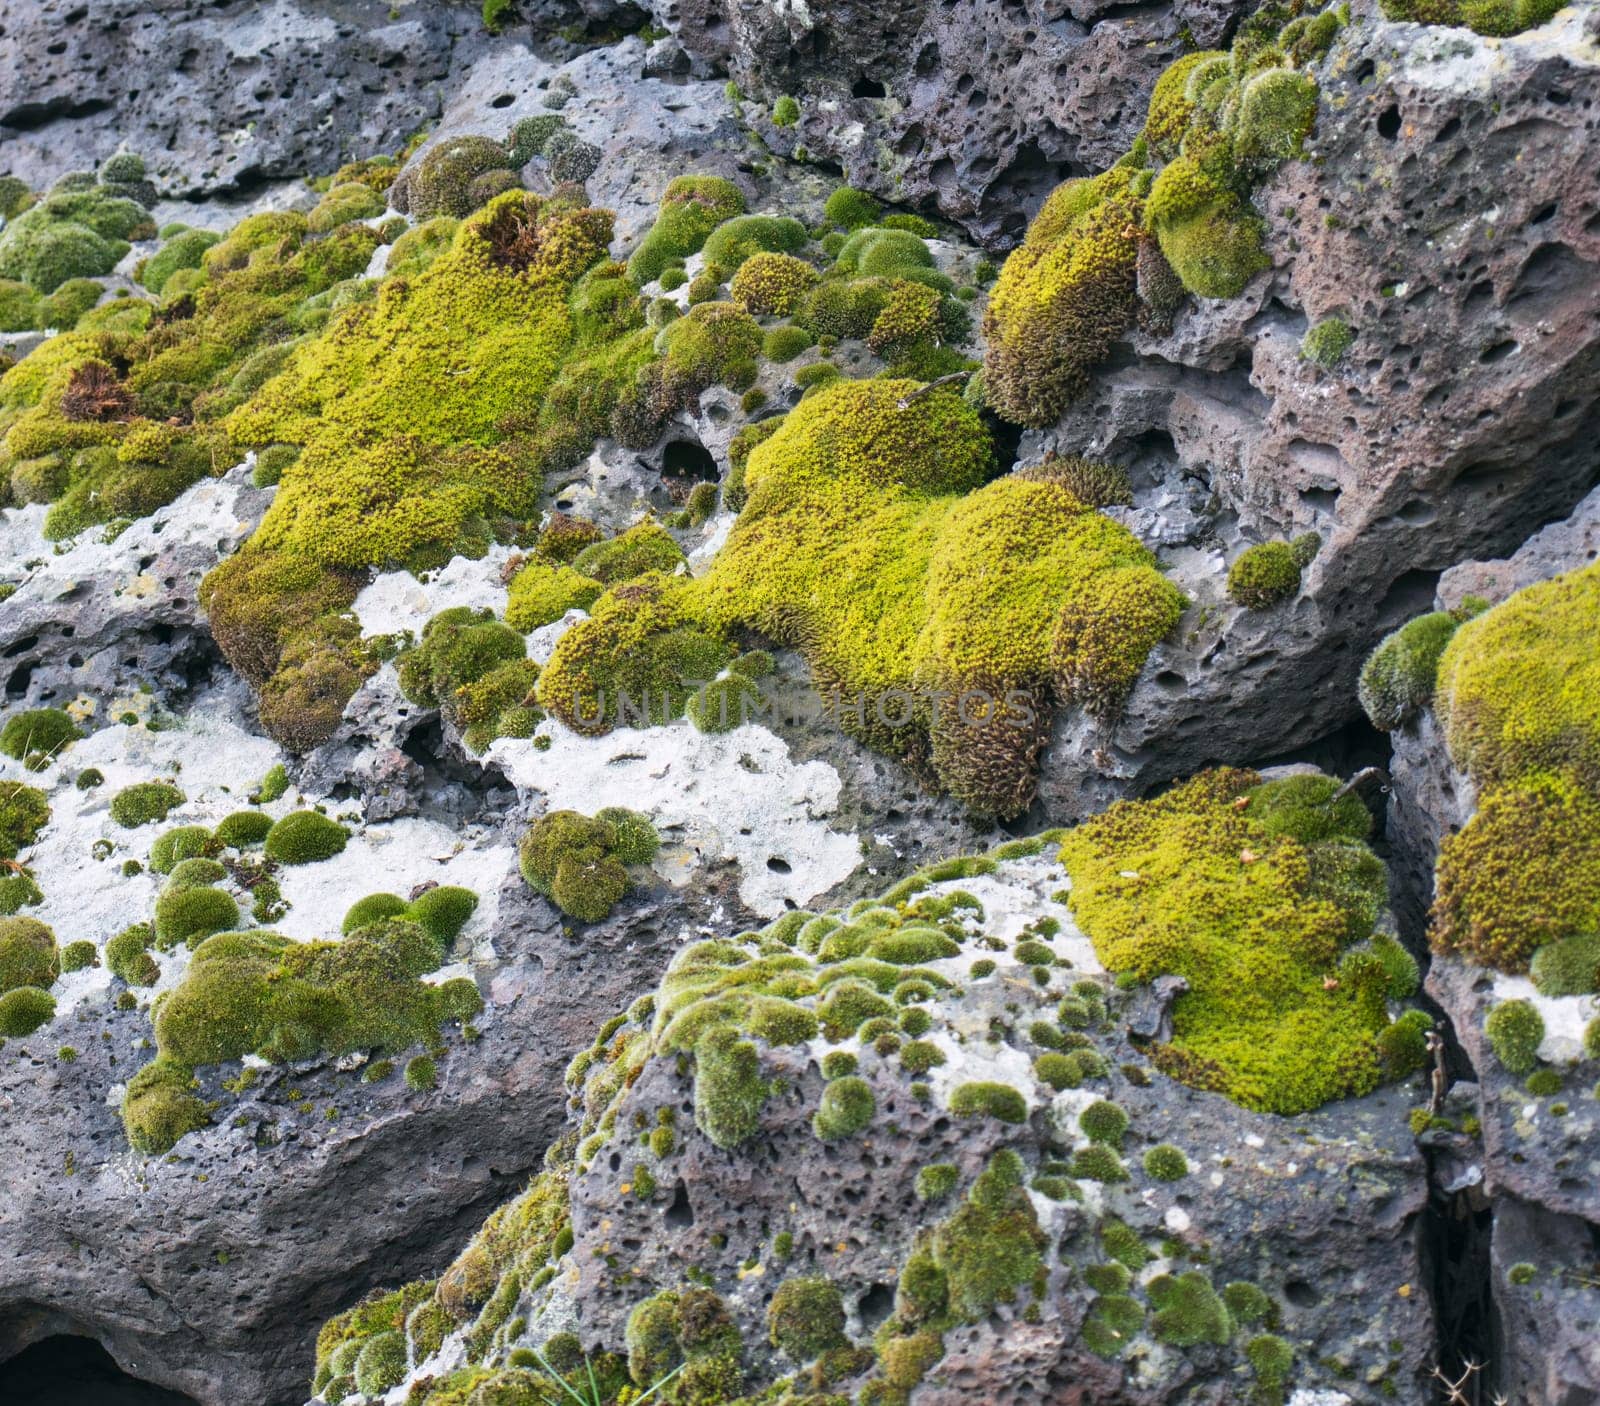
left=1424, top=566, right=1600, bottom=987
left=983, top=5, right=1340, bottom=424
left=541, top=377, right=1182, bottom=817
left=310, top=822, right=1411, bottom=1406
left=0, top=707, right=81, bottom=768
left=0, top=783, right=49, bottom=860
left=1435, top=563, right=1600, bottom=789
left=0, top=188, right=378, bottom=546
left=123, top=920, right=482, bottom=1152
left=201, top=186, right=690, bottom=752
left=1058, top=767, right=1407, bottom=1113
left=1379, top=0, right=1563, bottom=35
left=0, top=169, right=153, bottom=294
left=518, top=807, right=659, bottom=922
left=626, top=175, right=746, bottom=284
left=1359, top=609, right=1467, bottom=731
left=1432, top=771, right=1600, bottom=975
left=397, top=606, right=540, bottom=752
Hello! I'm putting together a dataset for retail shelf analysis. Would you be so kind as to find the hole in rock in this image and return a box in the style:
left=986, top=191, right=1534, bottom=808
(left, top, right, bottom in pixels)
left=857, top=1283, right=896, bottom=1329
left=0, top=1336, right=199, bottom=1405
left=852, top=77, right=887, bottom=98
left=766, top=856, right=793, bottom=874
left=664, top=1181, right=694, bottom=1227
left=659, top=438, right=718, bottom=502
left=1376, top=105, right=1402, bottom=140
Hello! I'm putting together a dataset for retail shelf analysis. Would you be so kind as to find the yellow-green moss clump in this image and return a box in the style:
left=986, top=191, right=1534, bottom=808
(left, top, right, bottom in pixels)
left=983, top=7, right=1339, bottom=424
left=1432, top=771, right=1600, bottom=975
left=1379, top=0, right=1563, bottom=36
left=626, top=176, right=746, bottom=284
left=122, top=921, right=482, bottom=1152
left=1434, top=564, right=1600, bottom=790
left=540, top=378, right=1183, bottom=817
left=518, top=808, right=659, bottom=922
left=397, top=606, right=541, bottom=752
left=1426, top=565, right=1600, bottom=981
left=1057, top=767, right=1409, bottom=1113
left=197, top=188, right=641, bottom=753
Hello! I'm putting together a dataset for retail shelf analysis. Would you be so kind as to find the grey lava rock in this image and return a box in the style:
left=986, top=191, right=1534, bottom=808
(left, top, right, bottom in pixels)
left=653, top=0, right=1252, bottom=246
left=1033, top=8, right=1600, bottom=823
left=0, top=0, right=496, bottom=197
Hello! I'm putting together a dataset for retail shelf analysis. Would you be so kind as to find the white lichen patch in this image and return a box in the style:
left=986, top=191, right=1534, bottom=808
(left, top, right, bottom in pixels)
left=352, top=546, right=517, bottom=641
left=488, top=718, right=860, bottom=916
left=272, top=817, right=516, bottom=948
left=1489, top=973, right=1598, bottom=1064
left=1391, top=8, right=1600, bottom=98
left=1, top=688, right=282, bottom=1015
left=0, top=466, right=258, bottom=607
left=2, top=683, right=512, bottom=1027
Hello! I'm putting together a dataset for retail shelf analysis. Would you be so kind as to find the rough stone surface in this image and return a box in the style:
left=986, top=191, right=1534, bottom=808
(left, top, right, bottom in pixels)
left=651, top=0, right=1251, bottom=246
left=1033, top=8, right=1600, bottom=822
left=0, top=0, right=495, bottom=197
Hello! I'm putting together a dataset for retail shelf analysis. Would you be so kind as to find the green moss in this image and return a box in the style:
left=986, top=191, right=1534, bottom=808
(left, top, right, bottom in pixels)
left=1436, top=564, right=1600, bottom=789
left=812, top=1075, right=876, bottom=1140
left=122, top=1057, right=209, bottom=1152
left=948, top=1080, right=1027, bottom=1123
left=771, top=95, right=801, bottom=128
left=518, top=808, right=654, bottom=922
left=915, top=1162, right=959, bottom=1202
left=106, top=923, right=158, bottom=986
left=153, top=885, right=241, bottom=949
left=1484, top=998, right=1544, bottom=1075
left=1301, top=316, right=1354, bottom=368
left=627, top=176, right=746, bottom=284
left=150, top=825, right=216, bottom=873
left=571, top=521, right=686, bottom=586
left=1079, top=1098, right=1129, bottom=1145
left=1070, top=1144, right=1128, bottom=1182
left=406, top=1054, right=439, bottom=1090
left=255, top=764, right=290, bottom=804
left=352, top=1330, right=407, bottom=1395
left=0, top=707, right=82, bottom=763
left=505, top=560, right=603, bottom=630
left=1149, top=1270, right=1232, bottom=1346
left=214, top=810, right=274, bottom=849
left=1082, top=1293, right=1145, bottom=1358
left=1432, top=772, right=1600, bottom=972
left=59, top=939, right=96, bottom=974
left=1142, top=1143, right=1190, bottom=1181
left=109, top=782, right=185, bottom=828
left=552, top=376, right=1183, bottom=817
left=1359, top=611, right=1462, bottom=732
left=761, top=323, right=814, bottom=364
left=141, top=228, right=221, bottom=295
left=1246, top=1332, right=1294, bottom=1403
left=264, top=810, right=349, bottom=865
left=693, top=1026, right=767, bottom=1149
left=1227, top=541, right=1301, bottom=609
left=408, top=886, right=479, bottom=946
left=165, top=857, right=228, bottom=891
left=0, top=783, right=49, bottom=860
left=824, top=188, right=880, bottom=230
left=767, top=1275, right=845, bottom=1360
left=1585, top=1017, right=1600, bottom=1061
left=398, top=136, right=516, bottom=219
left=1246, top=773, right=1371, bottom=845
left=930, top=1149, right=1047, bottom=1321
left=729, top=251, right=818, bottom=316
left=0, top=915, right=58, bottom=993
left=1059, top=767, right=1398, bottom=1114
left=1379, top=0, right=1562, bottom=35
